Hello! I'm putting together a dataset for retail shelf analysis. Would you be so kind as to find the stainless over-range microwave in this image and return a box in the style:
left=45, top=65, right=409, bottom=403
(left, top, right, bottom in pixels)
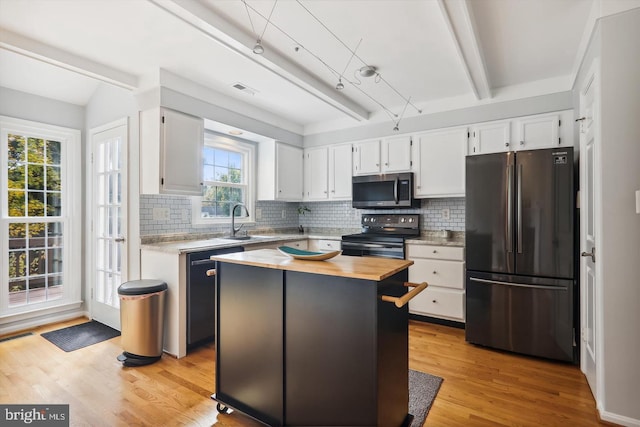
left=352, top=172, right=420, bottom=209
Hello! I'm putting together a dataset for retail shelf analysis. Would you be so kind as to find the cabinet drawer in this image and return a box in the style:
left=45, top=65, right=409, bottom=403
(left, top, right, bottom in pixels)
left=409, top=259, right=464, bottom=290
left=409, top=287, right=465, bottom=321
left=406, top=244, right=464, bottom=261
left=287, top=240, right=308, bottom=250
left=313, top=239, right=341, bottom=251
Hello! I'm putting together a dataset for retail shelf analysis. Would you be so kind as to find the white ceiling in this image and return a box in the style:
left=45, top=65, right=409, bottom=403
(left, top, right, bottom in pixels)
left=0, top=0, right=596, bottom=134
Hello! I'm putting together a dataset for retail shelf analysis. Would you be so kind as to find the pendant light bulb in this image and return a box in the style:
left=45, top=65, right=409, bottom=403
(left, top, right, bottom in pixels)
left=336, top=79, right=344, bottom=90
left=253, top=40, right=264, bottom=55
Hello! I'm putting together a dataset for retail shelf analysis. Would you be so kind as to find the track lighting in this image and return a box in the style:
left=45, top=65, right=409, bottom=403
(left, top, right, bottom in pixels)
left=253, top=40, right=264, bottom=54
left=359, top=65, right=377, bottom=78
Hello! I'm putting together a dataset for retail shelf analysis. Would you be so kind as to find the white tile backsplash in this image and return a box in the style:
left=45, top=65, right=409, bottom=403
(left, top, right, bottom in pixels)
left=140, top=195, right=465, bottom=237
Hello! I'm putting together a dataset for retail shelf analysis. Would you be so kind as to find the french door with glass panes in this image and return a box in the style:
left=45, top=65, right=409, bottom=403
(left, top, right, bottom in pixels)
left=90, top=120, right=128, bottom=330
left=1, top=116, right=81, bottom=316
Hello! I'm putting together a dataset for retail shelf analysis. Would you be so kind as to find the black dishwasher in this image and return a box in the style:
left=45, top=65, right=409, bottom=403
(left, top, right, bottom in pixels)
left=187, top=246, right=244, bottom=348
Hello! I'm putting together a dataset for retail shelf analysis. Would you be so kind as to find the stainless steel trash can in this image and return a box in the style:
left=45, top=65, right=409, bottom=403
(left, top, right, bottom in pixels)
left=116, top=279, right=168, bottom=367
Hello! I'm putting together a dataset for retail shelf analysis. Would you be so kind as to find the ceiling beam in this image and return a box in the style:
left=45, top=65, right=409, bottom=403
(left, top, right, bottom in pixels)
left=0, top=29, right=138, bottom=90
left=148, top=0, right=370, bottom=122
left=437, top=0, right=491, bottom=100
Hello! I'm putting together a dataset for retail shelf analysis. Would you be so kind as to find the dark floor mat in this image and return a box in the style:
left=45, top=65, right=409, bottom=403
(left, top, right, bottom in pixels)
left=41, top=320, right=120, bottom=352
left=409, top=369, right=444, bottom=426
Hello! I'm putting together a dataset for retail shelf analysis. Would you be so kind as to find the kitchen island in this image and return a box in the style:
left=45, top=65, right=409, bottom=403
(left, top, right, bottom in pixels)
left=210, top=249, right=423, bottom=427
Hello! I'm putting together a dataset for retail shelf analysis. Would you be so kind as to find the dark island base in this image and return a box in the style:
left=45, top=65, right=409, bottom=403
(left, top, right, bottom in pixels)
left=210, top=394, right=415, bottom=427
left=214, top=261, right=413, bottom=427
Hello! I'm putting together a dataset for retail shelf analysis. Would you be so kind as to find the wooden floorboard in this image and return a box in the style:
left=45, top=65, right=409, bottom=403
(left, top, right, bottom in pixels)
left=0, top=317, right=605, bottom=426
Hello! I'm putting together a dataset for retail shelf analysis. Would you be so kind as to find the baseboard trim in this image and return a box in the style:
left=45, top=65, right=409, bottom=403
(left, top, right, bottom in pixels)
left=0, top=309, right=88, bottom=336
left=409, top=313, right=465, bottom=329
left=599, top=409, right=640, bottom=427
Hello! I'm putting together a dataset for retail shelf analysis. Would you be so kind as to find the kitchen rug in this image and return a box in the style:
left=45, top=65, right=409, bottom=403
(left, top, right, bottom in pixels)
left=41, top=320, right=120, bottom=352
left=409, top=369, right=444, bottom=427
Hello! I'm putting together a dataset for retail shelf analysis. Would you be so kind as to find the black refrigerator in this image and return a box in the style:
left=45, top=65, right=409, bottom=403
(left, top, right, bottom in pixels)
left=465, top=147, right=576, bottom=362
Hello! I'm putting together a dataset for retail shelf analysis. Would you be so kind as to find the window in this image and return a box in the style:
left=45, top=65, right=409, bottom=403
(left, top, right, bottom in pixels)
left=1, top=116, right=81, bottom=315
left=192, top=134, right=255, bottom=224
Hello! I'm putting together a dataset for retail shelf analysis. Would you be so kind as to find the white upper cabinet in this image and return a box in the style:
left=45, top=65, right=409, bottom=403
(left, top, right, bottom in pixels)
left=413, top=127, right=467, bottom=198
left=328, top=143, right=352, bottom=200
left=352, top=139, right=381, bottom=175
left=469, top=120, right=511, bottom=155
left=468, top=110, right=572, bottom=155
left=515, top=113, right=560, bottom=150
left=304, top=143, right=352, bottom=201
left=140, top=107, right=204, bottom=195
left=303, top=147, right=329, bottom=200
left=257, top=141, right=303, bottom=201
left=381, top=135, right=412, bottom=173
left=353, top=136, right=411, bottom=175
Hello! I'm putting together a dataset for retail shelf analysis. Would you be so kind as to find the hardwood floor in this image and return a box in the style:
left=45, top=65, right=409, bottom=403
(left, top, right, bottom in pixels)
left=0, top=317, right=604, bottom=426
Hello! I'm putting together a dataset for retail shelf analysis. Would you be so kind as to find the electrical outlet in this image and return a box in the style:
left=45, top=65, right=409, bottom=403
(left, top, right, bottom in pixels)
left=256, top=208, right=262, bottom=220
left=153, top=207, right=170, bottom=221
left=441, top=208, right=450, bottom=220
left=281, top=209, right=286, bottom=219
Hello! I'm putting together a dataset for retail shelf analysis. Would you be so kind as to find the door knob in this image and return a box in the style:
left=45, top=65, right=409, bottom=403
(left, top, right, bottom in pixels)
left=581, top=247, right=595, bottom=263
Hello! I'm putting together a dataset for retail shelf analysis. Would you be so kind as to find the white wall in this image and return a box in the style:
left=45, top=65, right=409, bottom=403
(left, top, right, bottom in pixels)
left=598, top=7, right=640, bottom=423
left=0, top=86, right=84, bottom=129
left=304, top=91, right=573, bottom=147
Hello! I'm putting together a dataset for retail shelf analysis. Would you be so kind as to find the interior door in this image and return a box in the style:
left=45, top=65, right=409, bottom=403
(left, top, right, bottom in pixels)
left=90, top=120, right=128, bottom=330
left=579, top=62, right=599, bottom=399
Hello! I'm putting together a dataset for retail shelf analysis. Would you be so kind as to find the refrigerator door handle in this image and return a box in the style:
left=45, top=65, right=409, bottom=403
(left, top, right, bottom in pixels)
left=517, top=163, right=523, bottom=254
left=507, top=165, right=513, bottom=253
left=470, top=277, right=568, bottom=291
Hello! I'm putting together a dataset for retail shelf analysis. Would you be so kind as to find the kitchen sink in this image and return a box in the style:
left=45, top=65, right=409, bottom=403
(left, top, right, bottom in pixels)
left=220, top=235, right=274, bottom=241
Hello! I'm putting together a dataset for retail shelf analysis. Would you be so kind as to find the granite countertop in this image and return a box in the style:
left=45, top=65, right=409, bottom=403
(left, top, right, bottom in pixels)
left=406, top=231, right=465, bottom=247
left=211, top=249, right=413, bottom=281
left=140, top=232, right=346, bottom=254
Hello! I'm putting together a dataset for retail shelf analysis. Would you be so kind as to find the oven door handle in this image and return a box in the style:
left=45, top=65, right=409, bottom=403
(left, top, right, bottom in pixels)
left=341, top=242, right=403, bottom=249
left=381, top=282, right=428, bottom=308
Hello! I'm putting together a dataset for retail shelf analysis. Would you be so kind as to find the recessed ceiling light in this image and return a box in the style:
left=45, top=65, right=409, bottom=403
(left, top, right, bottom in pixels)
left=229, top=130, right=243, bottom=136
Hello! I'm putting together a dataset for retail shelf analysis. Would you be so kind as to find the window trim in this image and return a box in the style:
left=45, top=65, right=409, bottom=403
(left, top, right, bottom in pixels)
left=192, top=133, right=256, bottom=226
left=0, top=116, right=82, bottom=318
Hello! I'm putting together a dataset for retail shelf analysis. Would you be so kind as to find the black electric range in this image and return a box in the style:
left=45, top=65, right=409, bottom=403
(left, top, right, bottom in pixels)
left=341, top=214, right=420, bottom=259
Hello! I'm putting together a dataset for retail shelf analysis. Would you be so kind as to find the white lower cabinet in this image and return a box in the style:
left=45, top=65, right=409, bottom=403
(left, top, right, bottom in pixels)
left=407, top=244, right=465, bottom=322
left=308, top=239, right=341, bottom=252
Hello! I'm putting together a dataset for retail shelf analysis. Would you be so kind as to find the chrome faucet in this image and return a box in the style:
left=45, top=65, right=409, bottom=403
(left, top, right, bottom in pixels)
left=231, top=203, right=249, bottom=237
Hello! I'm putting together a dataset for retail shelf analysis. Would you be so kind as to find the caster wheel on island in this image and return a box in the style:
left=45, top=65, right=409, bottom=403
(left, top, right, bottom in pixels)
left=216, top=403, right=229, bottom=414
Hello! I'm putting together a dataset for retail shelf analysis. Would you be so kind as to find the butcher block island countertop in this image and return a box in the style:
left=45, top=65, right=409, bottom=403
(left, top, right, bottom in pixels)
left=211, top=249, right=421, bottom=426
left=209, top=248, right=414, bottom=281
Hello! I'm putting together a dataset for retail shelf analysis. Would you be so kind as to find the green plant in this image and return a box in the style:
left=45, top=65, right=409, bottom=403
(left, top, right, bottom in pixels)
left=297, top=205, right=311, bottom=215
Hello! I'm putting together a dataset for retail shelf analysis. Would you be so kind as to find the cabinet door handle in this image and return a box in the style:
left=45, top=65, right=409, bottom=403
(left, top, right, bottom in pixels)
left=381, top=282, right=428, bottom=308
